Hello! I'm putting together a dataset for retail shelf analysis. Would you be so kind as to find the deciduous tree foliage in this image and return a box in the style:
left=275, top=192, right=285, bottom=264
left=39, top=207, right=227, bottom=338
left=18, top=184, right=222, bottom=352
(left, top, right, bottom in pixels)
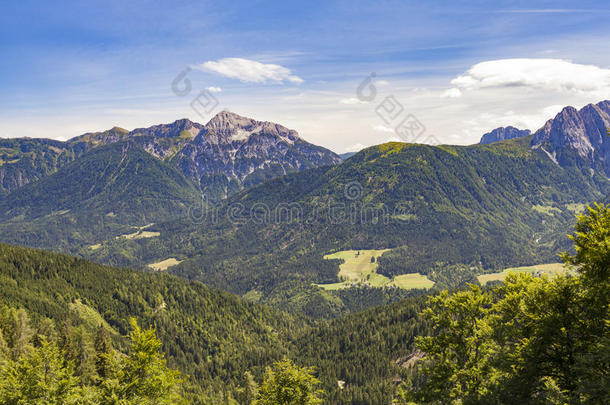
left=406, top=204, right=610, bottom=404
left=256, top=359, right=324, bottom=405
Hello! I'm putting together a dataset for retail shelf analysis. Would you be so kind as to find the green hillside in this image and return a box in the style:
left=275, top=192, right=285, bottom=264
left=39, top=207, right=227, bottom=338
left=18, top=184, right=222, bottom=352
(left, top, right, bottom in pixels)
left=0, top=242, right=428, bottom=403
left=0, top=141, right=202, bottom=251
left=0, top=137, right=81, bottom=195
left=83, top=138, right=610, bottom=315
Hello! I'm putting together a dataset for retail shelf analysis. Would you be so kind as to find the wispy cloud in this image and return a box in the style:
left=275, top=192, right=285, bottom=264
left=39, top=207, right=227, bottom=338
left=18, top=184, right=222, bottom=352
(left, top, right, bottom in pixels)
left=373, top=124, right=394, bottom=133
left=195, top=58, right=304, bottom=84
left=206, top=86, right=222, bottom=93
left=441, top=88, right=462, bottom=98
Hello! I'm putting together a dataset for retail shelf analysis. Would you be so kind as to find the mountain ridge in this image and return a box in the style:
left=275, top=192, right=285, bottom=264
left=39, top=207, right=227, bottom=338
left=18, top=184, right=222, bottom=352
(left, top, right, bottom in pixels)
left=531, top=100, right=610, bottom=174
left=479, top=126, right=531, bottom=144
left=1, top=112, right=341, bottom=201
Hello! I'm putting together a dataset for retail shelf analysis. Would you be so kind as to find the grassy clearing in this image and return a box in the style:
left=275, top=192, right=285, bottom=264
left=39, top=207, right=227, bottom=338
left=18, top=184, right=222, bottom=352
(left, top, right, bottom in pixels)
left=317, top=249, right=434, bottom=290
left=124, top=230, right=160, bottom=239
left=532, top=205, right=561, bottom=215
left=566, top=203, right=586, bottom=213
left=478, top=262, right=570, bottom=285
left=118, top=224, right=159, bottom=240
left=324, top=249, right=390, bottom=281
left=147, top=258, right=182, bottom=271
left=390, top=273, right=435, bottom=289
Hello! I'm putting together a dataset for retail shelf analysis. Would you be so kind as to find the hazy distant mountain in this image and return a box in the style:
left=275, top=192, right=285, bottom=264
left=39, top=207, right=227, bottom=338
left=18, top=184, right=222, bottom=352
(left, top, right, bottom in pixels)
left=479, top=126, right=531, bottom=144
left=531, top=101, right=610, bottom=175
left=339, top=152, right=357, bottom=160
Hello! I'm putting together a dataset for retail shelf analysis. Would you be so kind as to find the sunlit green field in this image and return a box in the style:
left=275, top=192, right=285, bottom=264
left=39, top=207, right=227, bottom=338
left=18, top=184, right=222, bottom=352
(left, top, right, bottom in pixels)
left=317, top=249, right=434, bottom=290
left=477, top=262, right=570, bottom=285
left=391, top=273, right=435, bottom=289
left=324, top=249, right=390, bottom=281
left=147, top=257, right=183, bottom=271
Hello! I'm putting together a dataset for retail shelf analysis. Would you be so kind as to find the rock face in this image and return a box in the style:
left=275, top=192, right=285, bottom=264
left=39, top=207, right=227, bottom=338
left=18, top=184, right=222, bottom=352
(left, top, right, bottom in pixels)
left=173, top=111, right=342, bottom=200
left=479, top=126, right=531, bottom=144
left=531, top=101, right=610, bottom=175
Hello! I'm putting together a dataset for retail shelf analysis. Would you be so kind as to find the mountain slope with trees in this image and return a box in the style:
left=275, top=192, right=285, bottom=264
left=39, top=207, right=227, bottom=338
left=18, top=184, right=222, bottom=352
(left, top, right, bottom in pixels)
left=81, top=137, right=610, bottom=315
left=0, top=141, right=203, bottom=251
left=0, top=242, right=431, bottom=403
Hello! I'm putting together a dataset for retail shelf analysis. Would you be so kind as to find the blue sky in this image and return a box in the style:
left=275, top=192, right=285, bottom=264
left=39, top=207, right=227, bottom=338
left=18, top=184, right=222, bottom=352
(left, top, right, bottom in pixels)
left=2, top=0, right=610, bottom=152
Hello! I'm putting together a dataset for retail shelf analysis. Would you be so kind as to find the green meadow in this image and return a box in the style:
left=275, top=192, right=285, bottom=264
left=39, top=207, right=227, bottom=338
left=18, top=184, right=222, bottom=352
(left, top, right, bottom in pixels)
left=477, top=262, right=570, bottom=285
left=317, top=249, right=434, bottom=290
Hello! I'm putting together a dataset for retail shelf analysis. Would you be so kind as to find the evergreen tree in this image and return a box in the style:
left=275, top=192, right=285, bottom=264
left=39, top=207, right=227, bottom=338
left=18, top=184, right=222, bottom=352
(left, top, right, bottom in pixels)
left=93, top=324, right=113, bottom=381
left=36, top=318, right=58, bottom=346
left=74, top=326, right=98, bottom=386
left=0, top=328, right=8, bottom=367
left=59, top=319, right=77, bottom=367
left=238, top=371, right=258, bottom=405
left=11, top=308, right=34, bottom=360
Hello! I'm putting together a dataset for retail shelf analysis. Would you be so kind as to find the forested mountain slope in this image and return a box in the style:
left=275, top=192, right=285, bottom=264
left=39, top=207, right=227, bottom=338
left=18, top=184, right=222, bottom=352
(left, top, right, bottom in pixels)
left=85, top=137, right=610, bottom=314
left=0, top=137, right=81, bottom=195
left=0, top=243, right=428, bottom=403
left=0, top=141, right=202, bottom=251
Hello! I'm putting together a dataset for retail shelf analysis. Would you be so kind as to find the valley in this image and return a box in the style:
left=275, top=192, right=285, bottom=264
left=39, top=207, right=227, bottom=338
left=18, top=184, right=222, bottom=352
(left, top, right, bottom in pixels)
left=4, top=3, right=610, bottom=403
left=1, top=103, right=609, bottom=403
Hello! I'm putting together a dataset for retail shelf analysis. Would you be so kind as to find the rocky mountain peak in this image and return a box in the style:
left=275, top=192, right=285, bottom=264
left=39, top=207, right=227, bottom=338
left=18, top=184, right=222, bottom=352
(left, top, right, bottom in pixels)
left=109, top=126, right=129, bottom=134
left=479, top=126, right=531, bottom=144
left=531, top=100, right=610, bottom=173
left=204, top=111, right=300, bottom=143
left=130, top=118, right=204, bottom=138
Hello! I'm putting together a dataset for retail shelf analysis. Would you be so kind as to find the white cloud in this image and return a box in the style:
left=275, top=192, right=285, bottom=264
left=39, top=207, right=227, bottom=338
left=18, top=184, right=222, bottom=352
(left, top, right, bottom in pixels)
left=196, top=58, right=303, bottom=84
left=441, top=88, right=462, bottom=98
left=376, top=80, right=390, bottom=86
left=373, top=124, right=395, bottom=133
left=206, top=86, right=222, bottom=93
left=450, top=59, right=610, bottom=96
left=339, top=97, right=367, bottom=105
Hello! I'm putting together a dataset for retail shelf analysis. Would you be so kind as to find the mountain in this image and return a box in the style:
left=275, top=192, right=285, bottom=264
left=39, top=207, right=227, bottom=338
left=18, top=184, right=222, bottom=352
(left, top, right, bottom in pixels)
left=67, top=119, right=203, bottom=159
left=479, top=126, right=531, bottom=144
left=531, top=100, right=610, bottom=175
left=2, top=113, right=340, bottom=202
left=0, top=112, right=341, bottom=249
left=67, top=112, right=341, bottom=200
left=339, top=151, right=357, bottom=160
left=172, top=111, right=342, bottom=200
left=0, top=141, right=202, bottom=251
left=0, top=242, right=428, bottom=403
left=0, top=137, right=79, bottom=195
left=82, top=137, right=610, bottom=316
